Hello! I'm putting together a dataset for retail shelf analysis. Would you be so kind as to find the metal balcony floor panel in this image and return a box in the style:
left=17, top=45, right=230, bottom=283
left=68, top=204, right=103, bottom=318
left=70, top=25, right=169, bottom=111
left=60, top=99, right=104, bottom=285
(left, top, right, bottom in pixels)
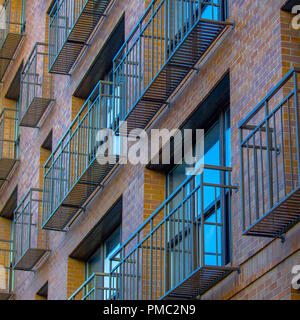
left=20, top=97, right=54, bottom=127
left=244, top=186, right=300, bottom=238
left=123, top=20, right=228, bottom=133
left=0, top=58, right=10, bottom=81
left=0, top=158, right=17, bottom=180
left=43, top=160, right=115, bottom=231
left=0, top=291, right=12, bottom=300
left=0, top=33, right=23, bottom=80
left=14, top=248, right=49, bottom=271
left=162, top=266, right=237, bottom=300
left=49, top=0, right=110, bottom=74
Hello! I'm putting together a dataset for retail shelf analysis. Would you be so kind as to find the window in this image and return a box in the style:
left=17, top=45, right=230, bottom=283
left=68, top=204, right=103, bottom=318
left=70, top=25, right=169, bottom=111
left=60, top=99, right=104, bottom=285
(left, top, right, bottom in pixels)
left=166, top=107, right=231, bottom=287
left=85, top=225, right=121, bottom=300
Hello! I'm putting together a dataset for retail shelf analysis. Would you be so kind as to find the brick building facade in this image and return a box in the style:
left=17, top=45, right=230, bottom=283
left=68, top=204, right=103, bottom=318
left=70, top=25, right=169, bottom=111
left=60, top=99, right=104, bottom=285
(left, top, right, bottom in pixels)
left=0, top=0, right=299, bottom=300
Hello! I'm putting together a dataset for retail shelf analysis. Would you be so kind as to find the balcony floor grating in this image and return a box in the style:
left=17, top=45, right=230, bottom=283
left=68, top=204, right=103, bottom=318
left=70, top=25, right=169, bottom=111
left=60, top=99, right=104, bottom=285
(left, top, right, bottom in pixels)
left=0, top=291, right=13, bottom=300
left=49, top=0, right=110, bottom=74
left=244, top=186, right=300, bottom=238
left=43, top=159, right=115, bottom=231
left=14, top=248, right=49, bottom=271
left=20, top=97, right=54, bottom=128
left=161, top=265, right=238, bottom=300
left=122, top=20, right=231, bottom=133
left=0, top=33, right=23, bottom=80
left=0, top=158, right=17, bottom=188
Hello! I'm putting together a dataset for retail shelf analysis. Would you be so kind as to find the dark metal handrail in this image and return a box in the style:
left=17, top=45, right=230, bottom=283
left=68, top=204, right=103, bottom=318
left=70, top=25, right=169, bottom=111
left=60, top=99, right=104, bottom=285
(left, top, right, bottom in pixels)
left=19, top=42, right=54, bottom=127
left=239, top=68, right=300, bottom=237
left=110, top=165, right=237, bottom=299
left=112, top=0, right=230, bottom=132
left=0, top=0, right=25, bottom=48
left=48, top=0, right=110, bottom=73
left=69, top=272, right=116, bottom=300
left=42, top=80, right=120, bottom=229
left=13, top=188, right=48, bottom=268
left=0, top=108, right=18, bottom=161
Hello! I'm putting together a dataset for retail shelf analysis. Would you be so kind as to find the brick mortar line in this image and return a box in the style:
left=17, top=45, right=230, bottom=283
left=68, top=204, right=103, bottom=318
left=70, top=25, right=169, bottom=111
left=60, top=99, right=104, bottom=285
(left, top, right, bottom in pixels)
left=228, top=247, right=300, bottom=300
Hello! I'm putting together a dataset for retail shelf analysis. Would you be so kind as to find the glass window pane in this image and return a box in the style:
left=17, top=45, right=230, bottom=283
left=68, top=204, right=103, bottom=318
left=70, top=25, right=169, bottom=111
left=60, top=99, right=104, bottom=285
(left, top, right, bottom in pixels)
left=204, top=224, right=217, bottom=254
left=86, top=247, right=102, bottom=278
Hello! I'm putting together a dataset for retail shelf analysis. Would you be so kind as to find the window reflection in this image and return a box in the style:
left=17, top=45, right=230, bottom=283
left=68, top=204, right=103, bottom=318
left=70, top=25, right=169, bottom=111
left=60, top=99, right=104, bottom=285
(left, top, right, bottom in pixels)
left=85, top=225, right=121, bottom=300
left=166, top=108, right=230, bottom=288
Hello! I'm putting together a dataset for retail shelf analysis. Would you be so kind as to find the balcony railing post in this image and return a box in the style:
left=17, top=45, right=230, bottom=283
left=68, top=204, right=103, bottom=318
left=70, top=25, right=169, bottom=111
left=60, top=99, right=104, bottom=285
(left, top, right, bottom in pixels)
left=33, top=45, right=37, bottom=99
left=136, top=233, right=139, bottom=300
left=293, top=71, right=300, bottom=185
left=93, top=275, right=96, bottom=300
left=200, top=171, right=204, bottom=267
left=265, top=100, right=274, bottom=210
left=121, top=246, right=125, bottom=299
left=190, top=179, right=196, bottom=271
left=28, top=191, right=32, bottom=252
left=239, top=128, right=246, bottom=230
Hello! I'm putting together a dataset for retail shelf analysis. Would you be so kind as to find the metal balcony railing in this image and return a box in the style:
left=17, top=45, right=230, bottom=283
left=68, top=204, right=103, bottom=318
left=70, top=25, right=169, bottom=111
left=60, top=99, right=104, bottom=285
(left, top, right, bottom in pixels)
left=0, top=239, right=13, bottom=300
left=0, top=108, right=18, bottom=189
left=19, top=43, right=55, bottom=128
left=239, top=68, right=300, bottom=238
left=69, top=273, right=117, bottom=300
left=113, top=0, right=232, bottom=133
left=0, top=0, right=25, bottom=80
left=13, top=188, right=49, bottom=271
left=48, top=0, right=111, bottom=74
left=42, top=81, right=119, bottom=231
left=110, top=165, right=239, bottom=300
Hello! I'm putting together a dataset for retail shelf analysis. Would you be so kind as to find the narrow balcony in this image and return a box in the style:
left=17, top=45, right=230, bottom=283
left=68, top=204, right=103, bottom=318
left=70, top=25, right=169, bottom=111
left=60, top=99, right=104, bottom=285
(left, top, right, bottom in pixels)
left=13, top=188, right=49, bottom=271
left=48, top=0, right=111, bottom=75
left=110, top=165, right=239, bottom=300
left=0, top=108, right=18, bottom=189
left=0, top=239, right=13, bottom=300
left=0, top=0, right=25, bottom=80
left=113, top=0, right=233, bottom=133
left=239, top=68, right=300, bottom=238
left=19, top=43, right=55, bottom=128
left=69, top=273, right=116, bottom=300
left=42, top=81, right=118, bottom=231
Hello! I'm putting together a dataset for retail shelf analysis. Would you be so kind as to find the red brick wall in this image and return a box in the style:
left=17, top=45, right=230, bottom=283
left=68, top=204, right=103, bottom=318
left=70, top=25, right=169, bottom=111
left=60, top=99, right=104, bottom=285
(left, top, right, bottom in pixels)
left=0, top=0, right=299, bottom=300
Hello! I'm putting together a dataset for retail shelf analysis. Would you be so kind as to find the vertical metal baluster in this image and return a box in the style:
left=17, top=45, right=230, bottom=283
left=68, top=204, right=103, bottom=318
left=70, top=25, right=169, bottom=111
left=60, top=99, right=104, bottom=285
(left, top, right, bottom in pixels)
left=246, top=141, right=251, bottom=225
left=280, top=104, right=287, bottom=196
left=253, top=134, right=259, bottom=220
left=259, top=128, right=265, bottom=217
left=215, top=186, right=218, bottom=265
left=273, top=113, right=279, bottom=203
left=200, top=171, right=204, bottom=267
left=287, top=99, right=294, bottom=189
left=293, top=71, right=300, bottom=186
left=265, top=101, right=274, bottom=210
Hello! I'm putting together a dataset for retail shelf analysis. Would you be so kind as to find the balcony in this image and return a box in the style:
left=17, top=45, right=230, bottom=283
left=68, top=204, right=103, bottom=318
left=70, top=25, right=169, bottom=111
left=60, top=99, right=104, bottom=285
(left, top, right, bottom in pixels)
left=48, top=0, right=111, bottom=75
left=113, top=0, right=233, bottom=133
left=0, top=108, right=18, bottom=189
left=19, top=43, right=55, bottom=128
left=69, top=273, right=116, bottom=300
left=110, top=165, right=239, bottom=300
left=239, top=68, right=300, bottom=238
left=42, top=81, right=118, bottom=231
left=0, top=239, right=13, bottom=300
left=0, top=0, right=25, bottom=80
left=13, top=188, right=49, bottom=271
